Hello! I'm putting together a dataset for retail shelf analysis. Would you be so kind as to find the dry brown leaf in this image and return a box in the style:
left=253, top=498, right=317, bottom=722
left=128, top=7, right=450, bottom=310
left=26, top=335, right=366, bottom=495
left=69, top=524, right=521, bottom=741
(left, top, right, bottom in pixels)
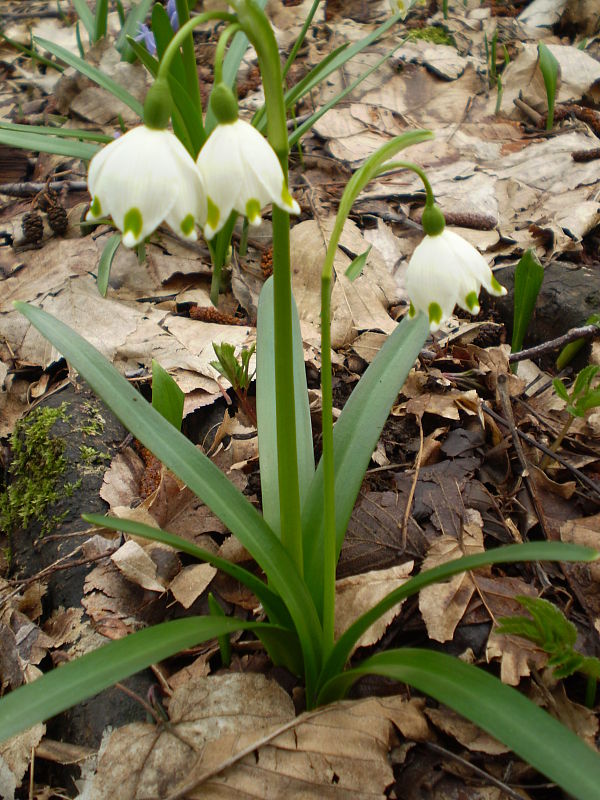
left=87, top=674, right=430, bottom=800
left=335, top=562, right=414, bottom=652
left=110, top=540, right=166, bottom=593
left=0, top=723, right=45, bottom=800
left=419, top=509, right=485, bottom=642
left=425, top=707, right=509, bottom=755
left=169, top=564, right=217, bottom=609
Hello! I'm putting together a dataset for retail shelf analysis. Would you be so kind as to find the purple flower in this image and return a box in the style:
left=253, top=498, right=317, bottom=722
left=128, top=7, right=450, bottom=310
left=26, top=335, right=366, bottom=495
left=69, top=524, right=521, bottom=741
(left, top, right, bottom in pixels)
left=134, top=22, right=156, bottom=56
left=166, top=0, right=179, bottom=30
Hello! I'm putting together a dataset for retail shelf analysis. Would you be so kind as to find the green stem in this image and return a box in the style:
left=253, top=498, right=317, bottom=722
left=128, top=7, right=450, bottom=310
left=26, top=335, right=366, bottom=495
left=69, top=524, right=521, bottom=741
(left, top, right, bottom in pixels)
left=232, top=0, right=303, bottom=574
left=540, top=415, right=574, bottom=470
left=213, top=24, right=242, bottom=86
left=174, top=0, right=205, bottom=115
left=157, top=11, right=237, bottom=82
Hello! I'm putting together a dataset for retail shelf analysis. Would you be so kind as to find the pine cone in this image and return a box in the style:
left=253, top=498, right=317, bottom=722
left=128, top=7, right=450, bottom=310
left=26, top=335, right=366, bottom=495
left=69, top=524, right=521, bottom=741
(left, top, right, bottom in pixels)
left=48, top=204, right=68, bottom=235
left=21, top=211, right=44, bottom=244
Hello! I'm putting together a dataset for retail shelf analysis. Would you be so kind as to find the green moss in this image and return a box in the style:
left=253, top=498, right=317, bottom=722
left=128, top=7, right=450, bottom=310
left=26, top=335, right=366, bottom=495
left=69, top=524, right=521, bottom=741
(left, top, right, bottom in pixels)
left=77, top=401, right=105, bottom=436
left=79, top=445, right=110, bottom=464
left=407, top=26, right=456, bottom=47
left=0, top=403, right=78, bottom=538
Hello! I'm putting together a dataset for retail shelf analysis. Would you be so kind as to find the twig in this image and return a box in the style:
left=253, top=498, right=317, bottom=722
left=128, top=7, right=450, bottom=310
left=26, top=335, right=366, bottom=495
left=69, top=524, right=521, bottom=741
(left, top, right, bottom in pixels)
left=156, top=706, right=332, bottom=800
left=0, top=180, right=87, bottom=198
left=509, top=324, right=600, bottom=363
left=401, top=416, right=423, bottom=549
left=424, top=742, right=528, bottom=800
left=482, top=403, right=600, bottom=502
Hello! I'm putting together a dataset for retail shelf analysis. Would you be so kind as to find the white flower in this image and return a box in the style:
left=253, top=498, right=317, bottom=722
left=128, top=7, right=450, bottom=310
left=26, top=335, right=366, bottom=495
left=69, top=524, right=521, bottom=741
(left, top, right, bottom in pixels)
left=86, top=126, right=206, bottom=248
left=389, top=0, right=419, bottom=19
left=195, top=118, right=300, bottom=240
left=406, top=228, right=507, bottom=332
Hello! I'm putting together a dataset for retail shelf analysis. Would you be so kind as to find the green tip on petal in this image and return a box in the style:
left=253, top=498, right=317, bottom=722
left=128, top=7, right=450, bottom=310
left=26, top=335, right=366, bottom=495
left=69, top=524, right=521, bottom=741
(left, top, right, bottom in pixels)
left=465, top=291, right=480, bottom=312
left=428, top=301, right=443, bottom=329
left=490, top=275, right=507, bottom=295
left=206, top=197, right=220, bottom=237
left=408, top=301, right=417, bottom=318
left=123, top=207, right=143, bottom=244
left=180, top=213, right=196, bottom=237
left=245, top=198, right=261, bottom=225
left=88, top=195, right=102, bottom=219
left=281, top=185, right=299, bottom=214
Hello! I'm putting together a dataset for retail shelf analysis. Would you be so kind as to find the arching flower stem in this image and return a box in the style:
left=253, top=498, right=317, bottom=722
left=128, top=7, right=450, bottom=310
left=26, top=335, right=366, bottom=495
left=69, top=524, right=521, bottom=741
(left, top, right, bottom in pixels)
left=213, top=24, right=242, bottom=87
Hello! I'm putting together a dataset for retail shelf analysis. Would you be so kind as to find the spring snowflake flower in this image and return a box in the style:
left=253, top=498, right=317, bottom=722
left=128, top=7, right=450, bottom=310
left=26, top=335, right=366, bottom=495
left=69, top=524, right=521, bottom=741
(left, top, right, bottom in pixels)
left=195, top=87, right=300, bottom=239
left=86, top=125, right=206, bottom=248
left=406, top=205, right=506, bottom=332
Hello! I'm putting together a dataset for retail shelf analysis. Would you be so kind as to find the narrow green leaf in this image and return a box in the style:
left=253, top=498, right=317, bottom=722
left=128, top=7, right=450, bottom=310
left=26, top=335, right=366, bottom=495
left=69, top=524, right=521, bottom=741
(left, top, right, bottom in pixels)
left=302, top=312, right=430, bottom=612
left=82, top=513, right=292, bottom=627
left=344, top=246, right=371, bottom=282
left=552, top=378, right=570, bottom=403
left=94, top=0, right=109, bottom=41
left=538, top=42, right=559, bottom=131
left=0, top=31, right=64, bottom=71
left=557, top=314, right=600, bottom=370
left=14, top=303, right=323, bottom=694
left=318, top=542, right=597, bottom=691
left=208, top=593, right=232, bottom=666
left=151, top=359, right=184, bottom=431
left=257, top=277, right=315, bottom=538
left=318, top=649, right=600, bottom=800
left=0, top=128, right=99, bottom=159
left=282, top=0, right=321, bottom=80
left=71, top=0, right=95, bottom=40
left=0, top=120, right=112, bottom=143
left=0, top=617, right=280, bottom=744
left=288, top=47, right=398, bottom=148
left=96, top=233, right=121, bottom=297
left=511, top=248, right=544, bottom=356
left=35, top=37, right=144, bottom=118
left=152, top=3, right=186, bottom=89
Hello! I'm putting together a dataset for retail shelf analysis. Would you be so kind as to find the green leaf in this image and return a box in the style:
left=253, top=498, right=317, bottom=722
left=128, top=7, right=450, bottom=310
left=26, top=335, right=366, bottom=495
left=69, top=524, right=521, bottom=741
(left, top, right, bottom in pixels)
left=288, top=47, right=398, bottom=148
left=82, top=513, right=292, bottom=628
left=94, top=0, right=109, bottom=41
left=344, top=246, right=372, bottom=282
left=318, top=649, right=600, bottom=800
left=14, top=303, right=323, bottom=695
left=552, top=377, right=569, bottom=403
left=96, top=233, right=121, bottom=297
left=152, top=3, right=186, bottom=88
left=538, top=42, right=559, bottom=131
left=35, top=37, right=144, bottom=118
left=511, top=248, right=544, bottom=356
left=151, top=360, right=184, bottom=431
left=0, top=617, right=281, bottom=744
left=302, top=312, right=429, bottom=614
left=257, top=277, right=315, bottom=538
left=71, top=0, right=95, bottom=41
left=0, top=128, right=99, bottom=159
left=556, top=314, right=600, bottom=370
left=0, top=120, right=112, bottom=143
left=317, top=542, right=598, bottom=693
left=208, top=593, right=232, bottom=667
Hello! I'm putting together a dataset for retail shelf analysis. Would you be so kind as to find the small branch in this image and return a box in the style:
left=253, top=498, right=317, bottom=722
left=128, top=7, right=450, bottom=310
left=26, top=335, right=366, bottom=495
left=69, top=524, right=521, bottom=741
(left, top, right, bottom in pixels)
left=0, top=180, right=88, bottom=198
left=509, top=324, right=600, bottom=363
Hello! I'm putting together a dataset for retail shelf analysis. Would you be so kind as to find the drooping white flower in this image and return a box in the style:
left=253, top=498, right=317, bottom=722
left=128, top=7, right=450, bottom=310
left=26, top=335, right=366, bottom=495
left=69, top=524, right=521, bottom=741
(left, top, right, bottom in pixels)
left=86, top=125, right=206, bottom=248
left=406, top=228, right=507, bottom=332
left=389, top=0, right=420, bottom=19
left=195, top=118, right=300, bottom=240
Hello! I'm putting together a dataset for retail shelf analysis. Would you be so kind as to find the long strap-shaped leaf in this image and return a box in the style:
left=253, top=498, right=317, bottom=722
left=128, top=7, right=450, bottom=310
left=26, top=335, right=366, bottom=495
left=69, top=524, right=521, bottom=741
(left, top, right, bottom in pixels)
left=318, top=649, right=600, bottom=800
left=15, top=303, right=323, bottom=694
left=302, top=312, right=430, bottom=610
left=35, top=37, right=144, bottom=118
left=317, top=542, right=597, bottom=693
left=0, top=617, right=284, bottom=744
left=0, top=128, right=100, bottom=160
left=256, top=277, right=314, bottom=538
left=83, top=513, right=293, bottom=629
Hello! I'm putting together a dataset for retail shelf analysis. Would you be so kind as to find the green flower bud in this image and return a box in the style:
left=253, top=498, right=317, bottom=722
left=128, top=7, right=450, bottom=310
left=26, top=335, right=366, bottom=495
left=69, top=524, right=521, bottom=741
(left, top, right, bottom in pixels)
left=211, top=82, right=239, bottom=124
left=421, top=202, right=446, bottom=236
left=143, top=78, right=173, bottom=130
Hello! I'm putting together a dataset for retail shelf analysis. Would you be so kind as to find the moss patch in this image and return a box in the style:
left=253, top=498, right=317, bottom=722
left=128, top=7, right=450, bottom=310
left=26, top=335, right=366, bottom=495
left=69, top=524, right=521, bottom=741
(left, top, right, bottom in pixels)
left=408, top=26, right=456, bottom=47
left=0, top=403, right=80, bottom=539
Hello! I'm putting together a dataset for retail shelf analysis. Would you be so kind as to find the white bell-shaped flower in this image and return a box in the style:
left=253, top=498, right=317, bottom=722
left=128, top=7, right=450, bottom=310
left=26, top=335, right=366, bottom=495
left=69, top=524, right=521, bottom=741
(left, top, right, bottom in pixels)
left=407, top=224, right=506, bottom=332
left=86, top=125, right=206, bottom=248
left=196, top=118, right=300, bottom=240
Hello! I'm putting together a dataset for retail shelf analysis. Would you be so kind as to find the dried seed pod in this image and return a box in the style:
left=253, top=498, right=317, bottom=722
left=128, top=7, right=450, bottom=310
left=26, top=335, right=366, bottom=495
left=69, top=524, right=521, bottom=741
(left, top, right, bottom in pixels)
left=48, top=204, right=68, bottom=235
left=21, top=211, right=44, bottom=244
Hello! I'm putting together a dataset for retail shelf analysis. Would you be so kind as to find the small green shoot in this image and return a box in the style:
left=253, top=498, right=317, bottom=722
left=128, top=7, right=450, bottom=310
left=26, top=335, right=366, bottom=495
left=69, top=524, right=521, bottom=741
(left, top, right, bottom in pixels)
left=345, top=246, right=372, bottom=282
left=543, top=365, right=600, bottom=468
left=497, top=596, right=600, bottom=706
left=96, top=234, right=121, bottom=297
left=556, top=314, right=600, bottom=370
left=538, top=42, right=559, bottom=131
left=151, top=360, right=185, bottom=431
left=511, top=249, right=544, bottom=364
left=208, top=593, right=232, bottom=667
left=211, top=342, right=257, bottom=425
